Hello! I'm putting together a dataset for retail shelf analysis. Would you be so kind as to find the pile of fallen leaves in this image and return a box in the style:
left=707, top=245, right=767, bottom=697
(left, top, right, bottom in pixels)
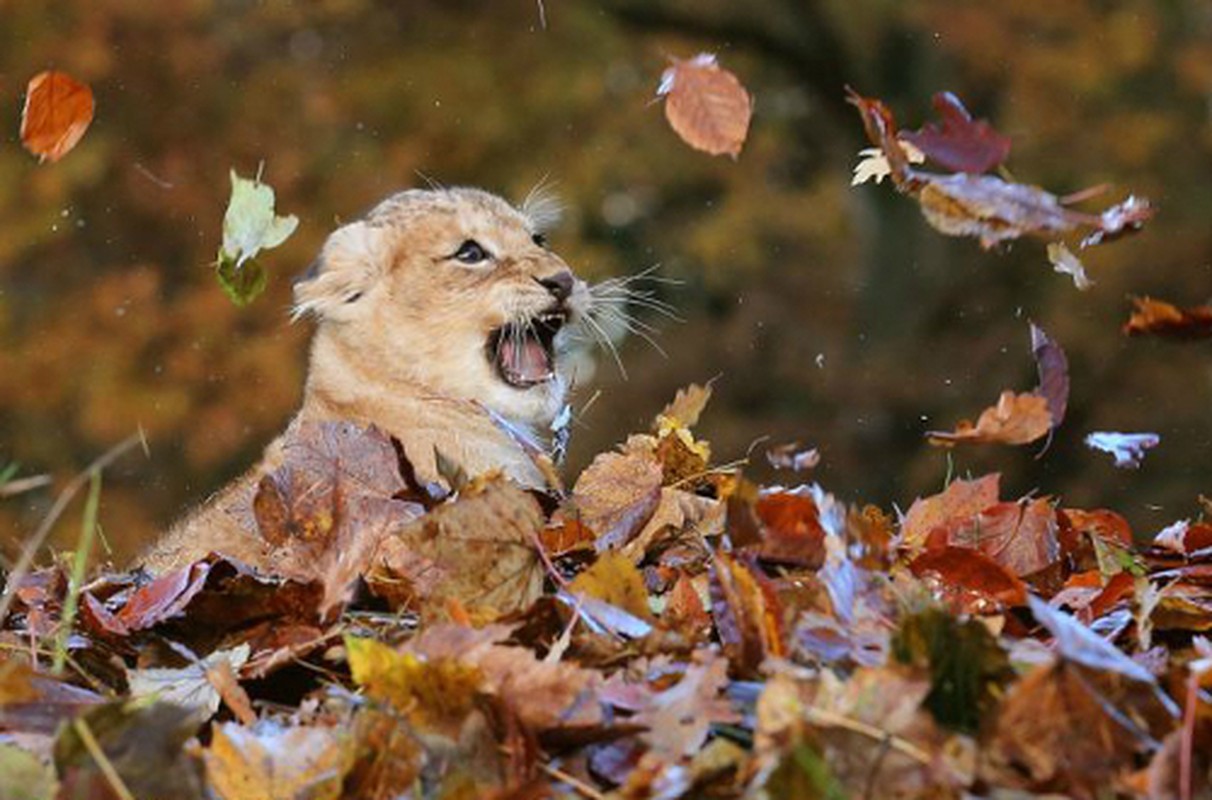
left=3, top=383, right=1212, bottom=799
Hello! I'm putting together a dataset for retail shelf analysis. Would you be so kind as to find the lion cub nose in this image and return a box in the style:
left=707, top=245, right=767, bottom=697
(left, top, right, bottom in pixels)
left=535, top=271, right=575, bottom=302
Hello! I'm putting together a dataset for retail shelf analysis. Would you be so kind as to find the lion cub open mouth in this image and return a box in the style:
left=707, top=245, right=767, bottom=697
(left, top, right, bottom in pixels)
left=488, top=309, right=567, bottom=388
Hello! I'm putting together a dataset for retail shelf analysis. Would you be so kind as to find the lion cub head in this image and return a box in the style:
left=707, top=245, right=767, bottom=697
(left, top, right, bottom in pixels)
left=291, top=187, right=589, bottom=429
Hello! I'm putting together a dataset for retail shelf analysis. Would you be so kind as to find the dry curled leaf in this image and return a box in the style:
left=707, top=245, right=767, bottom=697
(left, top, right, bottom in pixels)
left=1122, top=296, right=1212, bottom=339
left=20, top=71, right=95, bottom=163
left=571, top=446, right=663, bottom=550
left=657, top=54, right=752, bottom=158
left=927, top=390, right=1052, bottom=447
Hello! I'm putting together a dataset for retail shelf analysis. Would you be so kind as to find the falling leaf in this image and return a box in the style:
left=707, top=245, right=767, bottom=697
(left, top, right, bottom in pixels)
left=1085, top=431, right=1160, bottom=468
left=848, top=88, right=1153, bottom=249
left=216, top=169, right=299, bottom=306
left=765, top=442, right=821, bottom=472
left=927, top=390, right=1052, bottom=447
left=657, top=53, right=752, bottom=158
left=1029, top=322, right=1069, bottom=431
left=1122, top=295, right=1212, bottom=339
left=20, top=71, right=95, bottom=163
left=203, top=721, right=353, bottom=800
left=900, top=91, right=1012, bottom=174
left=851, top=142, right=925, bottom=186
left=571, top=446, right=663, bottom=550
left=1046, top=242, right=1093, bottom=290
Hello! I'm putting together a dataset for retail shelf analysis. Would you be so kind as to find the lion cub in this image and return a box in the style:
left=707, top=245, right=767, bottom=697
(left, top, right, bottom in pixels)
left=143, top=187, right=590, bottom=573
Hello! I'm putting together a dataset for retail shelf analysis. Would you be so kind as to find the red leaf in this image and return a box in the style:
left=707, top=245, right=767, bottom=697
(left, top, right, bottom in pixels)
left=910, top=546, right=1028, bottom=612
left=20, top=71, right=95, bottom=163
left=1123, top=296, right=1212, bottom=340
left=901, top=91, right=1011, bottom=174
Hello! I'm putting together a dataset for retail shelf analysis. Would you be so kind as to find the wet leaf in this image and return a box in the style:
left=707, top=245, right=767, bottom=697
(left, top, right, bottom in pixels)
left=1122, top=295, right=1212, bottom=339
left=909, top=546, right=1028, bottom=612
left=901, top=91, right=1012, bottom=174
left=1085, top=431, right=1160, bottom=468
left=927, top=390, right=1051, bottom=447
left=657, top=53, right=752, bottom=158
left=216, top=169, right=298, bottom=306
left=20, top=71, right=94, bottom=163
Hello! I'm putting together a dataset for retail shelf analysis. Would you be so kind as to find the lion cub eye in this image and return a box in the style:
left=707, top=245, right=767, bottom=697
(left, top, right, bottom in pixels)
left=453, top=239, right=490, bottom=265
left=532, top=232, right=548, bottom=248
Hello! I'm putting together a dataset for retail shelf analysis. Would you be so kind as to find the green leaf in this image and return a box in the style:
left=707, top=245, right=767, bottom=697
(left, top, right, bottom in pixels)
left=0, top=743, right=58, bottom=800
left=215, top=169, right=298, bottom=306
left=892, top=607, right=1013, bottom=734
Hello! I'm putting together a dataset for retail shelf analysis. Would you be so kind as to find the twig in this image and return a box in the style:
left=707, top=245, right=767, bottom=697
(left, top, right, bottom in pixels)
left=72, top=717, right=137, bottom=800
left=0, top=431, right=146, bottom=625
left=804, top=706, right=932, bottom=765
left=53, top=471, right=102, bottom=674
left=0, top=474, right=53, bottom=498
left=538, top=762, right=605, bottom=800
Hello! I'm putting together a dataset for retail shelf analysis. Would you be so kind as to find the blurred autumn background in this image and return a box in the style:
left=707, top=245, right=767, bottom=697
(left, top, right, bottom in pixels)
left=2, top=0, right=1210, bottom=564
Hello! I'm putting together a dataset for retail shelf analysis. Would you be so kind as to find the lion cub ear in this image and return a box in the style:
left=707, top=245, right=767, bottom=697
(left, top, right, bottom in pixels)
left=292, top=221, right=386, bottom=321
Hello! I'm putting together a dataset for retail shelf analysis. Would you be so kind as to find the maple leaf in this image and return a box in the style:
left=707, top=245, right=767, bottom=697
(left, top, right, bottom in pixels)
left=926, top=390, right=1052, bottom=447
left=1122, top=295, right=1212, bottom=339
left=20, top=71, right=94, bottom=164
left=657, top=53, right=752, bottom=158
left=1046, top=241, right=1094, bottom=290
left=215, top=169, right=299, bottom=306
left=901, top=90, right=1012, bottom=174
left=1084, top=431, right=1160, bottom=468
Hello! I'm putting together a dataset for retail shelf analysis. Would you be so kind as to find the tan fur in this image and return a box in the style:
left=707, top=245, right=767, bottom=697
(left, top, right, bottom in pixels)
left=142, top=187, right=589, bottom=573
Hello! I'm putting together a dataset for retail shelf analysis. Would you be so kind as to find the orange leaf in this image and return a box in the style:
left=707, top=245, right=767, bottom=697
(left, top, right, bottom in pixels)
left=901, top=473, right=1001, bottom=551
left=909, top=546, right=1028, bottom=612
left=1122, top=296, right=1212, bottom=339
left=927, top=390, right=1051, bottom=447
left=658, top=54, right=752, bottom=158
left=20, top=71, right=95, bottom=163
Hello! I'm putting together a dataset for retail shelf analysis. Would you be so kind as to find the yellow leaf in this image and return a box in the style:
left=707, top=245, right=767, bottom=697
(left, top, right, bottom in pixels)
left=570, top=551, right=653, bottom=621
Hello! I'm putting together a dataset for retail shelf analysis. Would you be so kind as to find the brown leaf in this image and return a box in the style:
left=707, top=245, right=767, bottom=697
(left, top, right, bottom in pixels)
left=656, top=382, right=714, bottom=430
left=909, top=546, right=1028, bottom=612
left=632, top=656, right=739, bottom=760
left=901, top=473, right=1001, bottom=551
left=202, top=721, right=353, bottom=800
left=20, top=71, right=94, bottom=163
left=710, top=553, right=785, bottom=677
left=371, top=475, right=545, bottom=616
left=1030, top=322, right=1069, bottom=431
left=926, top=390, right=1052, bottom=447
left=571, top=446, right=663, bottom=550
left=1123, top=295, right=1212, bottom=339
left=940, top=498, right=1061, bottom=578
left=901, top=90, right=1011, bottom=174
left=253, top=421, right=425, bottom=616
left=658, top=54, right=752, bottom=158
left=754, top=491, right=827, bottom=569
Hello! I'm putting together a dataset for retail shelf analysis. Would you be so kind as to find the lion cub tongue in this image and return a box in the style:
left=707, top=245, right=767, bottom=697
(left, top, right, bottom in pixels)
left=503, top=336, right=552, bottom=383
